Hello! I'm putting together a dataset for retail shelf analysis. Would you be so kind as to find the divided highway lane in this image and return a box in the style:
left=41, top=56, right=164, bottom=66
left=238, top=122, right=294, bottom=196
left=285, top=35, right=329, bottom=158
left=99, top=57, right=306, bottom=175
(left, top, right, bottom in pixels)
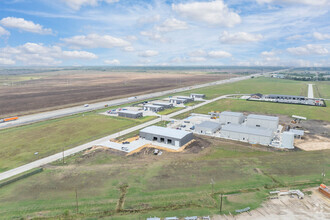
left=0, top=73, right=259, bottom=130
left=0, top=94, right=231, bottom=181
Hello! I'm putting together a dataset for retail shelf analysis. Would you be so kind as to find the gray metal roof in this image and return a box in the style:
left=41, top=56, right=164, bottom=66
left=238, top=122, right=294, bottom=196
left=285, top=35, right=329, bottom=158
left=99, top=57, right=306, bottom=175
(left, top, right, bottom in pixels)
left=289, top=129, right=304, bottom=136
left=267, top=94, right=305, bottom=99
left=118, top=110, right=142, bottom=115
left=196, top=121, right=221, bottom=130
left=144, top=104, right=163, bottom=108
left=221, top=124, right=273, bottom=137
left=176, top=96, right=192, bottom=100
left=247, top=114, right=278, bottom=121
left=152, top=102, right=172, bottom=106
left=140, top=126, right=192, bottom=139
left=220, top=111, right=244, bottom=117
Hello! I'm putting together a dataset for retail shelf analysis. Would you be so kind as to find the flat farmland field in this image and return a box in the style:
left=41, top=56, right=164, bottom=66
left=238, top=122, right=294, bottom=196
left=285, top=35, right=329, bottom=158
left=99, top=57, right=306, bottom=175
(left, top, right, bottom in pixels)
left=0, top=70, right=236, bottom=117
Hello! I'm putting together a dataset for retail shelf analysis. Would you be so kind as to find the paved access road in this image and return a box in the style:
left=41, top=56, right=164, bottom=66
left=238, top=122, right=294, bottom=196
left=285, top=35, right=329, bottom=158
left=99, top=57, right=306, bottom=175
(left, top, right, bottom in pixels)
left=308, top=84, right=314, bottom=98
left=0, top=74, right=258, bottom=130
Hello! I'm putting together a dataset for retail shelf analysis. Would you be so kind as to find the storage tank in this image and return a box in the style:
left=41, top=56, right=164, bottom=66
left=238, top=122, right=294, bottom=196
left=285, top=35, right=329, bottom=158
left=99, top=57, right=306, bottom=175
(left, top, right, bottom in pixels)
left=281, top=132, right=294, bottom=149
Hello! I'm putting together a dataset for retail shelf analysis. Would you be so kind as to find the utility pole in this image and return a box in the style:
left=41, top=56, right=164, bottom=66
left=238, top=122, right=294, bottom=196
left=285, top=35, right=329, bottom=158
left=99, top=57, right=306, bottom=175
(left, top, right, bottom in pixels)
left=220, top=193, right=223, bottom=213
left=75, top=188, right=79, bottom=213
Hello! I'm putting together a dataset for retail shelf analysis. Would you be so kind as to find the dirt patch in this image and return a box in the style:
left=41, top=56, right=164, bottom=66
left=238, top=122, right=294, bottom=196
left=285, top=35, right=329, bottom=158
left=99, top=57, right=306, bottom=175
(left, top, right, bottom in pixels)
left=183, top=135, right=212, bottom=154
left=0, top=71, right=236, bottom=117
left=295, top=135, right=330, bottom=151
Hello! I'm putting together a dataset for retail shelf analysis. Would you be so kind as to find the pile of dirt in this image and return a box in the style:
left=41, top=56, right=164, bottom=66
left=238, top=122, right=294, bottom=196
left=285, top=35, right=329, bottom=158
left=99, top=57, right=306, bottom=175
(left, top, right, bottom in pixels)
left=183, top=136, right=212, bottom=154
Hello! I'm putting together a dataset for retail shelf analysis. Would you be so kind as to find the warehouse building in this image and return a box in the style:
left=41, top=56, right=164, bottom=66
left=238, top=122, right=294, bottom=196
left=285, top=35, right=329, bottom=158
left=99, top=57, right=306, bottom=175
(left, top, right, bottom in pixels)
left=246, top=114, right=279, bottom=131
left=190, top=93, right=205, bottom=99
left=169, top=98, right=185, bottom=104
left=195, top=121, right=221, bottom=134
left=265, top=94, right=306, bottom=101
left=281, top=132, right=294, bottom=149
left=176, top=96, right=194, bottom=102
left=220, top=124, right=274, bottom=146
left=140, top=126, right=193, bottom=147
left=118, top=110, right=143, bottom=119
left=143, top=104, right=164, bottom=112
left=219, top=111, right=245, bottom=125
left=152, top=101, right=173, bottom=109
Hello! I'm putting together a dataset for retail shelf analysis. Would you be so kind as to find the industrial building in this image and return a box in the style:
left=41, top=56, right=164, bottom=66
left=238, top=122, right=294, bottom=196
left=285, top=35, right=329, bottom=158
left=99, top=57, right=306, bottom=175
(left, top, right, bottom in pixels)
left=143, top=104, right=164, bottom=112
left=281, top=132, right=294, bottom=149
left=140, top=126, right=193, bottom=147
left=151, top=101, right=173, bottom=109
left=190, top=93, right=205, bottom=99
left=289, top=129, right=304, bottom=139
left=118, top=110, right=143, bottom=119
left=220, top=124, right=274, bottom=146
left=195, top=121, right=221, bottom=134
left=266, top=94, right=306, bottom=101
left=219, top=111, right=245, bottom=125
left=177, top=96, right=194, bottom=102
left=246, top=114, right=279, bottom=131
left=169, top=98, right=185, bottom=104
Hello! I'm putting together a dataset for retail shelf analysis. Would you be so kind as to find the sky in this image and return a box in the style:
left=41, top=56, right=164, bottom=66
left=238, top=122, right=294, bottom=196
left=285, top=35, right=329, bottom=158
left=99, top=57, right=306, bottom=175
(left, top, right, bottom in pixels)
left=0, top=0, right=329, bottom=67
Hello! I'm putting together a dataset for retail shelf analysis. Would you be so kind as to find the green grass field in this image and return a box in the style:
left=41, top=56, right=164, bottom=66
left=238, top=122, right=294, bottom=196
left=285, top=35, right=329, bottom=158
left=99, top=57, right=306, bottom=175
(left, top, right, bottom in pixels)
left=158, top=107, right=184, bottom=115
left=174, top=99, right=330, bottom=121
left=174, top=77, right=325, bottom=99
left=0, top=137, right=328, bottom=219
left=0, top=113, right=156, bottom=172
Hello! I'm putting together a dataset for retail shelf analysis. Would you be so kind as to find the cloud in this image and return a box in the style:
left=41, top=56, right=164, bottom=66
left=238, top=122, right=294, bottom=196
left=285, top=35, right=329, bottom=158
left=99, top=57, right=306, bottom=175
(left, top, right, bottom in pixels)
left=0, top=26, right=10, bottom=36
left=62, top=0, right=119, bottom=10
left=287, top=44, right=328, bottom=55
left=189, top=57, right=207, bottom=62
left=155, top=18, right=188, bottom=32
left=0, top=58, right=15, bottom=65
left=286, top=35, right=303, bottom=41
left=104, top=59, right=120, bottom=65
left=137, top=15, right=161, bottom=24
left=256, top=0, right=329, bottom=6
left=220, top=31, right=263, bottom=44
left=208, top=50, right=232, bottom=58
left=188, top=49, right=207, bottom=57
left=61, top=34, right=130, bottom=49
left=2, top=42, right=97, bottom=66
left=261, top=51, right=276, bottom=56
left=313, top=32, right=330, bottom=40
left=123, top=46, right=135, bottom=52
left=0, top=17, right=52, bottom=34
left=138, top=50, right=159, bottom=57
left=140, top=31, right=167, bottom=42
left=172, top=0, right=241, bottom=27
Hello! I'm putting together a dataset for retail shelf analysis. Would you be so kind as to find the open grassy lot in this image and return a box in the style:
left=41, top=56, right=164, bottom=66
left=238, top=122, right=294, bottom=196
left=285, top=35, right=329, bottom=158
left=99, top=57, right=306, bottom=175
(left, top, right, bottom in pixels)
left=0, top=137, right=328, bottom=219
left=174, top=99, right=330, bottom=121
left=0, top=113, right=156, bottom=172
left=176, top=77, right=310, bottom=99
left=158, top=107, right=184, bottom=115
left=314, top=81, right=330, bottom=99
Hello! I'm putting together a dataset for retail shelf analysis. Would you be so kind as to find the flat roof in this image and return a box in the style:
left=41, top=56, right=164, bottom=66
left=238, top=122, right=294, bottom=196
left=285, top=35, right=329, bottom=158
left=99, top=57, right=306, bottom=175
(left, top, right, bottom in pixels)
left=267, top=94, right=305, bottom=99
left=196, top=121, right=221, bottom=130
left=152, top=102, right=172, bottom=106
left=118, top=110, right=142, bottom=115
left=247, top=114, right=278, bottom=121
left=222, top=124, right=273, bottom=137
left=144, top=104, right=163, bottom=108
left=289, top=129, right=304, bottom=136
left=176, top=96, right=192, bottom=99
left=140, top=126, right=192, bottom=139
left=220, top=111, right=244, bottom=117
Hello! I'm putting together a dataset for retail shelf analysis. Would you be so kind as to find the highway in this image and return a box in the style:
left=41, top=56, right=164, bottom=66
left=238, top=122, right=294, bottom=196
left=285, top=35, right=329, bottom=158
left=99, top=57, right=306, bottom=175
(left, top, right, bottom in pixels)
left=0, top=74, right=258, bottom=130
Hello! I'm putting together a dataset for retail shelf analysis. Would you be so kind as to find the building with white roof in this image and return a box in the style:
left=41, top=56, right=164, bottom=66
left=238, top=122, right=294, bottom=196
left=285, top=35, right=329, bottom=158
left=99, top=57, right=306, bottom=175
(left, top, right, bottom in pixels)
left=220, top=124, right=274, bottom=146
left=143, top=104, right=164, bottom=112
left=246, top=114, right=279, bottom=131
left=140, top=126, right=193, bottom=147
left=151, top=101, right=173, bottom=109
left=190, top=93, right=205, bottom=99
left=219, top=111, right=245, bottom=125
left=118, top=110, right=143, bottom=119
left=195, top=121, right=221, bottom=134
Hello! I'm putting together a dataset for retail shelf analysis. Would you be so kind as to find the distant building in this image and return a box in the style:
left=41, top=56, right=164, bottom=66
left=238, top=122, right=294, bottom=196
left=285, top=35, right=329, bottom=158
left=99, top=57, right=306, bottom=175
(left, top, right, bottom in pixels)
left=190, top=93, right=205, bottom=99
left=140, top=126, right=193, bottom=147
left=220, top=124, right=274, bottom=146
left=246, top=114, right=279, bottom=131
left=170, top=96, right=193, bottom=104
left=147, top=217, right=160, bottom=220
left=152, top=101, right=173, bottom=109
left=281, top=132, right=294, bottom=149
left=143, top=104, right=164, bottom=112
left=265, top=94, right=306, bottom=101
left=118, top=110, right=143, bottom=119
left=219, top=111, right=245, bottom=125
left=195, top=121, right=221, bottom=134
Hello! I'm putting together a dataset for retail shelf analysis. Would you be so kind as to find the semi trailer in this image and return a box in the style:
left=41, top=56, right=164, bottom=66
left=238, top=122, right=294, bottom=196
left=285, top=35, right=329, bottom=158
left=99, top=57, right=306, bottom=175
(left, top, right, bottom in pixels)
left=0, top=116, right=19, bottom=123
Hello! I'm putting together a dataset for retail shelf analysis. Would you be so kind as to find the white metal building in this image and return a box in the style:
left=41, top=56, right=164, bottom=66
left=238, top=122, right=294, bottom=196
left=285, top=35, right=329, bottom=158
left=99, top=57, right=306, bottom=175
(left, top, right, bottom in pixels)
left=220, top=124, right=274, bottom=146
left=195, top=121, right=221, bottom=134
left=143, top=104, right=164, bottom=112
left=246, top=114, right=279, bottom=131
left=190, top=93, right=205, bottom=99
left=118, top=110, right=143, bottom=119
left=140, top=126, right=193, bottom=147
left=219, top=111, right=245, bottom=125
left=152, top=101, right=173, bottom=109
left=169, top=98, right=185, bottom=104
left=281, top=132, right=294, bottom=149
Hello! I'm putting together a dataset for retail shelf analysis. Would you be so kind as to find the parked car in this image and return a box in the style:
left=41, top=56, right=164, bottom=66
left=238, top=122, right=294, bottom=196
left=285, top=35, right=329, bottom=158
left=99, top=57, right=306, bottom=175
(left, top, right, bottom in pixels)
left=122, top=141, right=130, bottom=144
left=84, top=104, right=89, bottom=107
